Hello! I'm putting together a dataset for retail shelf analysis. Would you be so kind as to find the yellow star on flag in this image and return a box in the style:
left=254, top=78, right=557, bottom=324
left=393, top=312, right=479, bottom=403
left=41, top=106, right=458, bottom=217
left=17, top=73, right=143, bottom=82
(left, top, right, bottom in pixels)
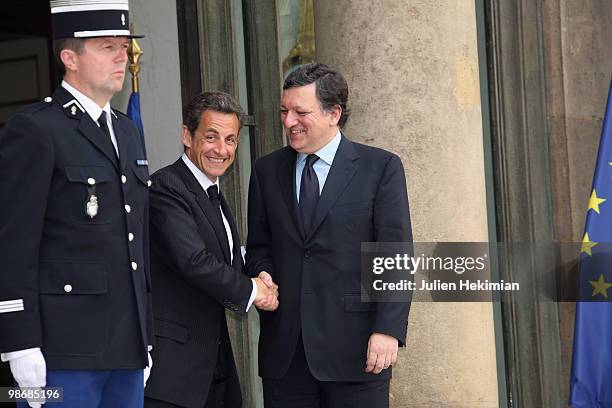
left=581, top=233, right=598, bottom=256
left=589, top=274, right=612, bottom=298
left=588, top=189, right=606, bottom=214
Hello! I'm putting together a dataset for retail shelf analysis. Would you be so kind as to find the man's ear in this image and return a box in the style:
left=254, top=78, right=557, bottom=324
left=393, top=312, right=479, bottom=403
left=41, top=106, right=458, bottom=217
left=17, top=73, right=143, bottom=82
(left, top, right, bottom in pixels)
left=329, top=105, right=342, bottom=127
left=181, top=126, right=193, bottom=149
left=60, top=49, right=78, bottom=73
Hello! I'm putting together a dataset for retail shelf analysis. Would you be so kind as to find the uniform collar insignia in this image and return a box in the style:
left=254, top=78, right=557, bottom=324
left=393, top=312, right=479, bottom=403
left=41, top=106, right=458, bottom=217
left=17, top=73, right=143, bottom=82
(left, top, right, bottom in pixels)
left=62, top=99, right=85, bottom=119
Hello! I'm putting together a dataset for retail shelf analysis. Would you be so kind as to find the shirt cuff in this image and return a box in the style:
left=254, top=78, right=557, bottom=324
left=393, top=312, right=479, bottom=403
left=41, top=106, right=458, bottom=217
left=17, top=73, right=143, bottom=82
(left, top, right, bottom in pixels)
left=1, top=347, right=41, bottom=362
left=246, top=279, right=258, bottom=312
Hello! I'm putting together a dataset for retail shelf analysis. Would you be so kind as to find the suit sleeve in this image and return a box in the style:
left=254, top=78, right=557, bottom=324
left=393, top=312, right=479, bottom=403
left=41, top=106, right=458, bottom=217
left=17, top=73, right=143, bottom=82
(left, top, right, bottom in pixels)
left=372, top=154, right=413, bottom=346
left=0, top=113, right=53, bottom=353
left=245, top=162, right=275, bottom=279
left=149, top=172, right=252, bottom=313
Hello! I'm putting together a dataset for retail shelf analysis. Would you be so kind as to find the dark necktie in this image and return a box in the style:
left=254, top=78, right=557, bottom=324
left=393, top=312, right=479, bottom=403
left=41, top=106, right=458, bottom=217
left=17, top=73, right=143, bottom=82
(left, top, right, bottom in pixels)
left=299, top=154, right=320, bottom=235
left=207, top=185, right=230, bottom=257
left=98, top=111, right=118, bottom=159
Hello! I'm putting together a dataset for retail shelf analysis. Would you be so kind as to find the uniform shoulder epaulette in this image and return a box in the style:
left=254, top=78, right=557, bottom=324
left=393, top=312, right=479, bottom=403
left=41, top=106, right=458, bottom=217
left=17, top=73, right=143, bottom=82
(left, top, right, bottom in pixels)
left=18, top=96, right=56, bottom=115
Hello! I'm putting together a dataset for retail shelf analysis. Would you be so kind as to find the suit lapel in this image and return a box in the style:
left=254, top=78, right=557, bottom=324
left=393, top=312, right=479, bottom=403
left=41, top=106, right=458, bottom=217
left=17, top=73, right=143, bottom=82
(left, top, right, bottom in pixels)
left=277, top=148, right=306, bottom=240
left=309, top=136, right=359, bottom=238
left=112, top=112, right=130, bottom=172
left=53, top=87, right=119, bottom=171
left=174, top=159, right=232, bottom=265
left=78, top=117, right=119, bottom=171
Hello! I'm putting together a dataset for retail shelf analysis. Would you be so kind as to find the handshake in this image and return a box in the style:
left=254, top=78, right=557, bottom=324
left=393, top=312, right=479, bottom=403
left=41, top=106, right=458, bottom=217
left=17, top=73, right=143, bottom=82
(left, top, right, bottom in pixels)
left=252, top=271, right=279, bottom=311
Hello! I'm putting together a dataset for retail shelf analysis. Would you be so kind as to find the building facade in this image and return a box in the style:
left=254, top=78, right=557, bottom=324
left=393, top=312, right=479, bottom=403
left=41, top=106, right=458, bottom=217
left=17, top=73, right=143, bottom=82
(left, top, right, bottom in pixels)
left=1, top=1, right=611, bottom=407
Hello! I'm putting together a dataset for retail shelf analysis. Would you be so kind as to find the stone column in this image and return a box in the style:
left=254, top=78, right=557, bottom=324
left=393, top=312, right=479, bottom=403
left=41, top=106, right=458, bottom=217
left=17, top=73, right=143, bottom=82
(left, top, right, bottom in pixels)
left=314, top=1, right=498, bottom=406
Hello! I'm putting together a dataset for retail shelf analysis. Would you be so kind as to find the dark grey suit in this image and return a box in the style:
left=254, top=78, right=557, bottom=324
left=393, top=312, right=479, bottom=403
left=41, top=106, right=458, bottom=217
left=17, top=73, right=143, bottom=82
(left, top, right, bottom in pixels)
left=145, top=158, right=253, bottom=408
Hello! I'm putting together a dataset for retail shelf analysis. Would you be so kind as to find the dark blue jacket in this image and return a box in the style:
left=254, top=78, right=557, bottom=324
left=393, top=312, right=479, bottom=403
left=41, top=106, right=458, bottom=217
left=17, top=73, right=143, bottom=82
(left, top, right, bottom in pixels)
left=0, top=86, right=153, bottom=370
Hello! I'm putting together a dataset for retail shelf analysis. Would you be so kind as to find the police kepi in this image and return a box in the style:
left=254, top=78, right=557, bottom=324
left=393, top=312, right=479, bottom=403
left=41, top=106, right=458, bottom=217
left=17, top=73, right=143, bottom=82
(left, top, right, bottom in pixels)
left=50, top=0, right=143, bottom=39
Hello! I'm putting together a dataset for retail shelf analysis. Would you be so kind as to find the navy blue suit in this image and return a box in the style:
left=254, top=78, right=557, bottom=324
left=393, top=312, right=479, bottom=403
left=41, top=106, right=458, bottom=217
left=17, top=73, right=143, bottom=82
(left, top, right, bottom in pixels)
left=246, top=135, right=412, bottom=383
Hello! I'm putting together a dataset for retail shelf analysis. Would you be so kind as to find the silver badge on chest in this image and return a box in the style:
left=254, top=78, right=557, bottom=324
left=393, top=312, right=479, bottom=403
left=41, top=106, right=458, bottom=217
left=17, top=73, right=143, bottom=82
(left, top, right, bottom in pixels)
left=85, top=194, right=99, bottom=219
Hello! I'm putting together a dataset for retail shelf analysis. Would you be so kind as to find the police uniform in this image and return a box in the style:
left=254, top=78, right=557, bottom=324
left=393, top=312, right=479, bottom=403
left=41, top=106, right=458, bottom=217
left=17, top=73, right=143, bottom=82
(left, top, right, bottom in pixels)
left=0, top=84, right=152, bottom=367
left=0, top=0, right=152, bottom=406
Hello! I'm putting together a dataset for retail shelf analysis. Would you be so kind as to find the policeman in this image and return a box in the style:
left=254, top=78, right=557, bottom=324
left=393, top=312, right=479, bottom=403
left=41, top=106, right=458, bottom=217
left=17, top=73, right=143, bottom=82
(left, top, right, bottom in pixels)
left=0, top=1, right=153, bottom=407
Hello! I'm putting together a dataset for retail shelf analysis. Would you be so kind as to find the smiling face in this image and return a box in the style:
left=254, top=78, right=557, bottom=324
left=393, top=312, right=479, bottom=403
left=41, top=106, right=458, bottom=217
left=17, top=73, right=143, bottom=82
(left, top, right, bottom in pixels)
left=280, top=82, right=341, bottom=154
left=61, top=37, right=129, bottom=106
left=182, top=109, right=239, bottom=182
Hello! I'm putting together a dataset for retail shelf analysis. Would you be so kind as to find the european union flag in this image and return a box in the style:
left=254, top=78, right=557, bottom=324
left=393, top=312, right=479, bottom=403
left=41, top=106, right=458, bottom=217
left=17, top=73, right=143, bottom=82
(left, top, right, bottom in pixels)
left=127, top=91, right=146, bottom=154
left=570, top=78, right=612, bottom=407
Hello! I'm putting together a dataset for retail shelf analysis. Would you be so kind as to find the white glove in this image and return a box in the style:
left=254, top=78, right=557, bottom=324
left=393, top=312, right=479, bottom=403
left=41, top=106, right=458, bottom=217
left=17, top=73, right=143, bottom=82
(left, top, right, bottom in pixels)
left=9, top=349, right=46, bottom=408
left=143, top=351, right=153, bottom=387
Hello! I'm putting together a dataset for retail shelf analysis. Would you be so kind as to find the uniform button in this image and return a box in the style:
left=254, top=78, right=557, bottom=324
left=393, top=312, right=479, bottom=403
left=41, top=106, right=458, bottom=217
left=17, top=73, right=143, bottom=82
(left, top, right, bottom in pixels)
left=125, top=204, right=131, bottom=213
left=147, top=180, right=152, bottom=187
left=131, top=262, right=138, bottom=271
left=304, top=250, right=311, bottom=258
left=128, top=233, right=134, bottom=242
left=44, top=97, right=52, bottom=103
left=64, top=284, right=73, bottom=293
left=121, top=175, right=127, bottom=184
left=87, top=178, right=96, bottom=185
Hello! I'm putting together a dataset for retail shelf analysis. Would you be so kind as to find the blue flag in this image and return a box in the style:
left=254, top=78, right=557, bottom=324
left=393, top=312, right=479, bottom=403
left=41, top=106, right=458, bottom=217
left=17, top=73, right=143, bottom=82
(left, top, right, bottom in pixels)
left=570, top=78, right=612, bottom=407
left=127, top=91, right=146, bottom=154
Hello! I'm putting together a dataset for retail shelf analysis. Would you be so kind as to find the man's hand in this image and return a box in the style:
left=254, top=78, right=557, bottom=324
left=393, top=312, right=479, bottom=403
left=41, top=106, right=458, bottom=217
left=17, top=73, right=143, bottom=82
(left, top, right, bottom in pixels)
left=254, top=271, right=279, bottom=311
left=258, top=271, right=276, bottom=291
left=365, top=333, right=398, bottom=374
left=9, top=350, right=46, bottom=408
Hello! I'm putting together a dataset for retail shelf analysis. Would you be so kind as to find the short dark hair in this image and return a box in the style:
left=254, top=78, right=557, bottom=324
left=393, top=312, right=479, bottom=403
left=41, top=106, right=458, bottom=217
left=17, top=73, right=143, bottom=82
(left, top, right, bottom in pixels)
left=183, top=91, right=245, bottom=134
left=52, top=38, right=86, bottom=77
left=283, top=62, right=350, bottom=128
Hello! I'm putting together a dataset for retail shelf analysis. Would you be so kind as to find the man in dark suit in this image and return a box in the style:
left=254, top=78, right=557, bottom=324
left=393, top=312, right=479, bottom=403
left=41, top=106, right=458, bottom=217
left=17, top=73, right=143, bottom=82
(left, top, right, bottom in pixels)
left=0, top=1, right=153, bottom=407
left=246, top=63, right=412, bottom=407
left=144, top=92, right=278, bottom=408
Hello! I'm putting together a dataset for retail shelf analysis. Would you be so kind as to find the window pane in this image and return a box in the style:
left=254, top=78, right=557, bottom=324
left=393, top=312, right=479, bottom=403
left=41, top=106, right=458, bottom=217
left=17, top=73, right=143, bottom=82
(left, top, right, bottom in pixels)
left=277, top=0, right=315, bottom=78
